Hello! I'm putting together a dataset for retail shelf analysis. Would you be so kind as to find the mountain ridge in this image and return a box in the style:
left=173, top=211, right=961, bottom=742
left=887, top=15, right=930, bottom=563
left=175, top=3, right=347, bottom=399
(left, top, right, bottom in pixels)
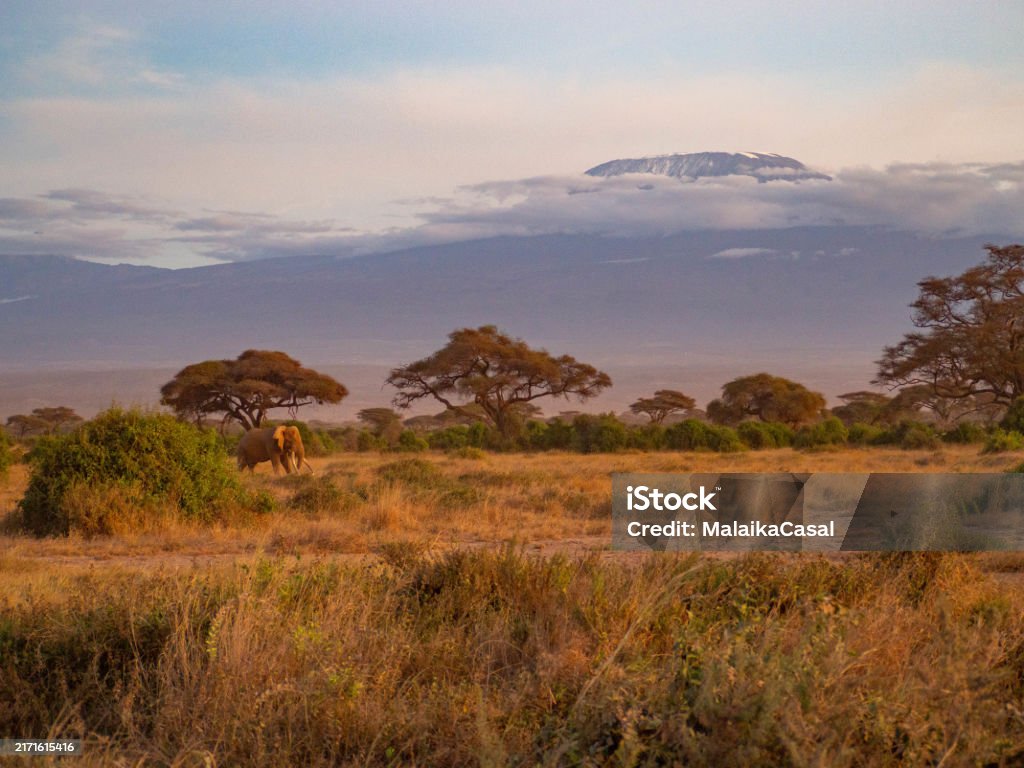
left=585, top=151, right=832, bottom=182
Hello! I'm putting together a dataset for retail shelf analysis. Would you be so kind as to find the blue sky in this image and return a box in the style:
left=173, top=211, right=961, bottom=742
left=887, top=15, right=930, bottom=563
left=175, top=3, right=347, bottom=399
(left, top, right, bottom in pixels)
left=1, top=2, right=1023, bottom=266
left=5, top=2, right=1022, bottom=87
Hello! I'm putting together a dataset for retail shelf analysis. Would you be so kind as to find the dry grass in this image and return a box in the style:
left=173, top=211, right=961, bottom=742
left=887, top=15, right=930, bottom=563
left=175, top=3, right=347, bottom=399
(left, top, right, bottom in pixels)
left=2, top=446, right=1023, bottom=563
left=1, top=550, right=1023, bottom=766
left=2, top=447, right=1024, bottom=764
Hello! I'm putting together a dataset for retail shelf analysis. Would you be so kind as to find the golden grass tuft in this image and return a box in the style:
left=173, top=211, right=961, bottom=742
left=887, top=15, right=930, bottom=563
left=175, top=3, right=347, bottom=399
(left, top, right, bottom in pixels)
left=0, top=550, right=1022, bottom=765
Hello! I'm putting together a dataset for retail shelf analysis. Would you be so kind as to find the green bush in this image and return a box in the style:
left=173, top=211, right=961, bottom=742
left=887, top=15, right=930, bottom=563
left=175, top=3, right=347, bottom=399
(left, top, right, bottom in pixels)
left=19, top=408, right=258, bottom=536
left=1000, top=397, right=1024, bottom=433
left=356, top=429, right=386, bottom=452
left=374, top=456, right=479, bottom=507
left=0, top=428, right=12, bottom=477
left=738, top=421, right=794, bottom=449
left=428, top=425, right=471, bottom=450
left=376, top=457, right=443, bottom=486
left=708, top=426, right=744, bottom=453
left=328, top=426, right=358, bottom=452
left=395, top=429, right=429, bottom=452
left=873, top=420, right=941, bottom=450
left=628, top=423, right=667, bottom=451
left=794, top=417, right=849, bottom=449
left=665, top=419, right=711, bottom=450
left=900, top=425, right=941, bottom=450
left=428, top=422, right=497, bottom=450
left=447, top=446, right=487, bottom=460
left=942, top=422, right=988, bottom=444
left=316, top=430, right=336, bottom=454
left=572, top=414, right=629, bottom=453
left=306, top=431, right=327, bottom=456
left=665, top=419, right=743, bottom=452
left=288, top=476, right=356, bottom=515
left=847, top=422, right=884, bottom=445
left=982, top=429, right=1024, bottom=454
left=216, top=430, right=243, bottom=456
left=535, top=419, right=575, bottom=450
left=469, top=422, right=501, bottom=450
left=523, top=420, right=548, bottom=449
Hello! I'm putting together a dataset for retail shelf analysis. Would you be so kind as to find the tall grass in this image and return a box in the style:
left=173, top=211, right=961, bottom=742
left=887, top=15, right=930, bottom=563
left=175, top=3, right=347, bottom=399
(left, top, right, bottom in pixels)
left=4, top=447, right=1024, bottom=561
left=1, top=550, right=1022, bottom=766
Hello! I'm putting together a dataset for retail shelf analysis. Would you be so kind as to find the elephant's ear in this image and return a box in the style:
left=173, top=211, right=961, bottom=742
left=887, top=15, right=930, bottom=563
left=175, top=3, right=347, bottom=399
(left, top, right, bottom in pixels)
left=273, top=426, right=286, bottom=451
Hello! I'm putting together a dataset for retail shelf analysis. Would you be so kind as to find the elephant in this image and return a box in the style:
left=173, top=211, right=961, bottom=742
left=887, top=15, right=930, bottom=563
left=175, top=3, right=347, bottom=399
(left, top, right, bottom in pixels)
left=236, top=425, right=314, bottom=476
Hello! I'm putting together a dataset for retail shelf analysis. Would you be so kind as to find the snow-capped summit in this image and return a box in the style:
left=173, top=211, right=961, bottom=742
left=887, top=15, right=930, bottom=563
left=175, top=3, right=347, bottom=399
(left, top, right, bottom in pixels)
left=584, top=152, right=832, bottom=182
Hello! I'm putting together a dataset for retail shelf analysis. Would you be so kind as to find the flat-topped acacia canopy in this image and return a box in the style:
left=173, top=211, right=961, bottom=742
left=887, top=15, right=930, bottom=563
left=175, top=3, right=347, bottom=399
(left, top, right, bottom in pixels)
left=387, top=325, right=612, bottom=439
left=160, top=349, right=347, bottom=430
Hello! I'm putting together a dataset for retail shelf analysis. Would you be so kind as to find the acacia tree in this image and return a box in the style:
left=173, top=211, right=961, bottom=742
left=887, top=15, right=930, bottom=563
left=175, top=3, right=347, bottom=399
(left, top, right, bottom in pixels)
left=629, top=390, right=696, bottom=424
left=402, top=409, right=482, bottom=432
left=5, top=414, right=49, bottom=438
left=386, top=325, right=612, bottom=439
left=160, top=349, right=348, bottom=430
left=5, top=406, right=83, bottom=437
left=831, top=391, right=893, bottom=426
left=888, top=385, right=1001, bottom=426
left=357, top=407, right=404, bottom=444
left=876, top=245, right=1024, bottom=410
left=33, top=406, right=84, bottom=434
left=707, top=373, right=825, bottom=427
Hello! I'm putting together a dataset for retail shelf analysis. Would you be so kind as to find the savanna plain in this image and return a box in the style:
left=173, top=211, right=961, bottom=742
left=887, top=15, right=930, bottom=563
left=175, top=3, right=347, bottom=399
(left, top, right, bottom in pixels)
left=2, top=448, right=1024, bottom=766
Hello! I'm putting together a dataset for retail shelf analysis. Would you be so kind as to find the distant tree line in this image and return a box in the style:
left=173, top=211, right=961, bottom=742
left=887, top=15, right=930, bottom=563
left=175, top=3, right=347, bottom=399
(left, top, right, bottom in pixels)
left=5, top=407, right=83, bottom=438
left=258, top=404, right=1017, bottom=457
left=5, top=244, right=1024, bottom=458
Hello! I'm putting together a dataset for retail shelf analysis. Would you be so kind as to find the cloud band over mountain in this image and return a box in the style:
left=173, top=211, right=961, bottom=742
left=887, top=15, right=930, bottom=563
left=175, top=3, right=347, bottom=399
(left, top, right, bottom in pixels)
left=1, top=160, right=1019, bottom=265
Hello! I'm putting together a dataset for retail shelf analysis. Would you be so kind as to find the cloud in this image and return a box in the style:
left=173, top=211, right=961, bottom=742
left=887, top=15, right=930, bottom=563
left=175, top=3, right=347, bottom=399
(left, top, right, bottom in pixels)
left=406, top=161, right=1024, bottom=243
left=0, top=189, right=359, bottom=266
left=0, top=159, right=1021, bottom=267
left=1, top=188, right=179, bottom=227
left=21, top=22, right=183, bottom=91
left=709, top=248, right=776, bottom=259
left=43, top=188, right=178, bottom=221
left=173, top=213, right=343, bottom=235
left=3, top=59, right=1023, bottom=246
left=0, top=198, right=54, bottom=221
left=3, top=10, right=1022, bottom=269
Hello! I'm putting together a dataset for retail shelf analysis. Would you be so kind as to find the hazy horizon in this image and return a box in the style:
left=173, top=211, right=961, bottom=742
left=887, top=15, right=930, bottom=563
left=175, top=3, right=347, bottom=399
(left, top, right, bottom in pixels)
left=0, top=357, right=885, bottom=426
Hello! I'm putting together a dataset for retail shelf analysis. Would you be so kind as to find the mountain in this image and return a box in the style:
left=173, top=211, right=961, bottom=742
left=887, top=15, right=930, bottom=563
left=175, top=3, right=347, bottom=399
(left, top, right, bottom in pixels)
left=585, top=152, right=832, bottom=182
left=0, top=226, right=1009, bottom=418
